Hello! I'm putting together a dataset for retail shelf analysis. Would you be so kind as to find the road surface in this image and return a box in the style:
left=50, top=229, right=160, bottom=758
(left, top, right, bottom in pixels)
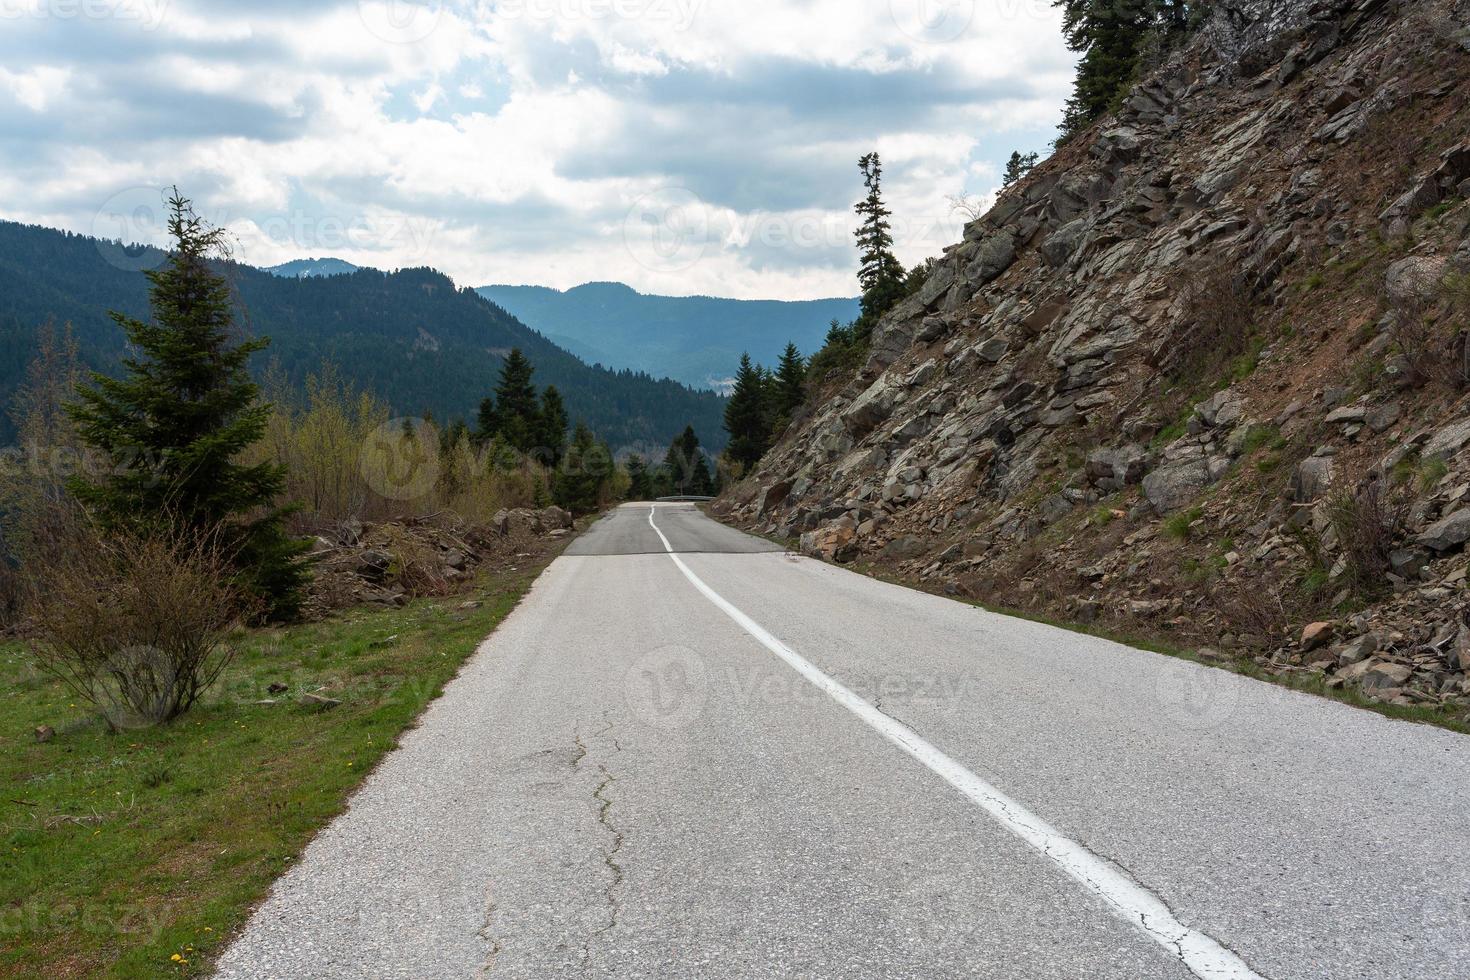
left=215, top=503, right=1470, bottom=979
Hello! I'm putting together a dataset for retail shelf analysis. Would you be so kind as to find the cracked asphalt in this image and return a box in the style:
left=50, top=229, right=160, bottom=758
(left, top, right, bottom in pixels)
left=214, top=504, right=1470, bottom=980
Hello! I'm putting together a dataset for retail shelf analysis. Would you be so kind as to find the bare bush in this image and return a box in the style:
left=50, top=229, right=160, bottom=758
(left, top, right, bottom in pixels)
left=1157, top=266, right=1258, bottom=382
left=1326, top=480, right=1409, bottom=599
left=1389, top=269, right=1470, bottom=390
left=25, top=514, right=248, bottom=728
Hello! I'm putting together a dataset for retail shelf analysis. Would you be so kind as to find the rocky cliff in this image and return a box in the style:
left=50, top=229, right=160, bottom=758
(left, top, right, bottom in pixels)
left=718, top=0, right=1470, bottom=715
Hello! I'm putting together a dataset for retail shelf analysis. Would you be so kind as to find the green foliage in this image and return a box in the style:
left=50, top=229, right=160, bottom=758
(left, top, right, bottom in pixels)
left=853, top=153, right=908, bottom=339
left=654, top=426, right=714, bottom=497
left=624, top=453, right=653, bottom=501
left=1002, top=151, right=1039, bottom=187
left=65, top=193, right=307, bottom=620
left=1162, top=506, right=1204, bottom=541
left=771, top=342, right=806, bottom=429
left=552, top=422, right=614, bottom=514
left=0, top=560, right=549, bottom=976
left=723, top=353, right=772, bottom=470
left=1239, top=424, right=1285, bottom=455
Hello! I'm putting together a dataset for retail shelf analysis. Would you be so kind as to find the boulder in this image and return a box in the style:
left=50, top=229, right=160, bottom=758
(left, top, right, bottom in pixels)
left=974, top=338, right=1011, bottom=363
left=1384, top=256, right=1447, bottom=306
left=1300, top=621, right=1335, bottom=652
left=1335, top=633, right=1379, bottom=666
left=1424, top=417, right=1470, bottom=459
left=1292, top=456, right=1335, bottom=503
left=963, top=232, right=1017, bottom=285
left=880, top=535, right=928, bottom=560
left=1417, top=509, right=1470, bottom=552
left=539, top=506, right=574, bottom=530
left=1142, top=458, right=1213, bottom=513
left=800, top=524, right=858, bottom=563
left=1087, top=445, right=1148, bottom=490
left=841, top=376, right=900, bottom=437
left=755, top=480, right=793, bottom=517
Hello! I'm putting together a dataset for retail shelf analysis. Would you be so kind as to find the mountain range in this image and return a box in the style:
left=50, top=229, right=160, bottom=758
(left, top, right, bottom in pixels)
left=477, top=282, right=859, bottom=392
left=0, top=222, right=726, bottom=452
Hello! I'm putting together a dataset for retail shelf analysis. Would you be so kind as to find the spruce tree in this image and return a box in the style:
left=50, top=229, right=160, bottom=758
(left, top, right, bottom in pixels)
left=474, top=395, right=498, bottom=446
left=774, top=343, right=806, bottom=423
left=663, top=426, right=708, bottom=496
left=492, top=349, right=538, bottom=452
left=552, top=422, right=611, bottom=514
left=536, top=385, right=569, bottom=468
left=853, top=152, right=907, bottom=337
left=723, top=353, right=770, bottom=471
left=624, top=453, right=651, bottom=501
left=67, top=191, right=307, bottom=619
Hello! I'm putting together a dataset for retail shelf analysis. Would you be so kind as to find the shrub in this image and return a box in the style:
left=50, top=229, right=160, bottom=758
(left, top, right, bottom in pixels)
left=25, top=514, right=248, bottom=729
left=1162, top=506, right=1204, bottom=541
left=1161, top=267, right=1258, bottom=384
left=1325, top=480, right=1408, bottom=599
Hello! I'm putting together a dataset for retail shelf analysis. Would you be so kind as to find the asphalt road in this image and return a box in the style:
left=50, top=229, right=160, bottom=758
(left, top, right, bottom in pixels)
left=215, top=503, right=1470, bottom=980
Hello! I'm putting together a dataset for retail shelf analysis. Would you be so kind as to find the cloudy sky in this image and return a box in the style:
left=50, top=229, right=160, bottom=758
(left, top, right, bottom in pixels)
left=0, top=0, right=1074, bottom=299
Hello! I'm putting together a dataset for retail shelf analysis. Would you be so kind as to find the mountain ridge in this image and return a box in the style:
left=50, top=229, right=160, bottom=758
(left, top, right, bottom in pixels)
left=478, top=281, right=860, bottom=392
left=0, top=221, right=727, bottom=451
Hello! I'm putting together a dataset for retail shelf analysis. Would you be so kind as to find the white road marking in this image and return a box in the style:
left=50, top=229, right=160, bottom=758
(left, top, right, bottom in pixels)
left=648, top=506, right=1266, bottom=980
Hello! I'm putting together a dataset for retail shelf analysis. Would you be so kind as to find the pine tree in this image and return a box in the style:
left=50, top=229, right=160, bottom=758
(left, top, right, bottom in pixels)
left=552, top=421, right=612, bottom=514
left=624, top=453, right=652, bottom=500
left=492, top=349, right=538, bottom=452
left=853, top=152, right=908, bottom=338
left=1053, top=0, right=1203, bottom=142
left=662, top=425, right=709, bottom=496
left=474, top=395, right=498, bottom=446
left=536, top=385, right=569, bottom=468
left=773, top=343, right=806, bottom=423
left=1002, top=150, right=1039, bottom=187
left=723, top=353, right=771, bottom=471
left=66, top=191, right=308, bottom=619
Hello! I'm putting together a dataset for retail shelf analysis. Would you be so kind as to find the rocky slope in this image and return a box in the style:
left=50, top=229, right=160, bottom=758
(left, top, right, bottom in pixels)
left=719, top=0, right=1470, bottom=715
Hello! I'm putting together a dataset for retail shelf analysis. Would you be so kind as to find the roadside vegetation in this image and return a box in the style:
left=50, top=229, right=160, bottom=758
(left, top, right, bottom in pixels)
left=0, top=560, right=554, bottom=978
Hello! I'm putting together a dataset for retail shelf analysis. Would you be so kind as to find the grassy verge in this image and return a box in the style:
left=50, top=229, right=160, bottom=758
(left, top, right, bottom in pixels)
left=0, top=549, right=561, bottom=978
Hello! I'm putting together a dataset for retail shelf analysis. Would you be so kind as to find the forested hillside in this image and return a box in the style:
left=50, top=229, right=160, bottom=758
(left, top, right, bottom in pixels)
left=0, top=221, right=726, bottom=450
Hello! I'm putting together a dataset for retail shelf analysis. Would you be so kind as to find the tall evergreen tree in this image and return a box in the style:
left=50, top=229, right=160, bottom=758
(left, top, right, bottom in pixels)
left=474, top=395, right=498, bottom=446
left=662, top=425, right=711, bottom=496
left=552, top=421, right=612, bottom=514
left=492, top=348, right=539, bottom=452
left=66, top=191, right=307, bottom=619
left=624, top=453, right=652, bottom=501
left=773, top=343, right=806, bottom=423
left=536, top=385, right=569, bottom=467
left=723, top=353, right=770, bottom=471
left=853, top=152, right=907, bottom=337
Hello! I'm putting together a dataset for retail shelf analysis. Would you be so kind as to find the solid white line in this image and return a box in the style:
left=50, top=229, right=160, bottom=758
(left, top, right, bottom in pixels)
left=647, top=506, right=1265, bottom=980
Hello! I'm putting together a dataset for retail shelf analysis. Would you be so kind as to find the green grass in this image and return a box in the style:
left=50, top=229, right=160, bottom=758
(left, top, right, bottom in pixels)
left=0, top=558, right=556, bottom=978
left=1162, top=506, right=1205, bottom=541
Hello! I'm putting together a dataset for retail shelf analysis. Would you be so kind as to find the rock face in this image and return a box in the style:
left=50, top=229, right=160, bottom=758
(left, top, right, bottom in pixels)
left=719, top=0, right=1470, bottom=711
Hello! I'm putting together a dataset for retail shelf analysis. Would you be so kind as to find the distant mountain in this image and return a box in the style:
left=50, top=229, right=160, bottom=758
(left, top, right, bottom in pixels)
left=478, top=282, right=860, bottom=391
left=0, top=222, right=726, bottom=451
left=267, top=257, right=360, bottom=278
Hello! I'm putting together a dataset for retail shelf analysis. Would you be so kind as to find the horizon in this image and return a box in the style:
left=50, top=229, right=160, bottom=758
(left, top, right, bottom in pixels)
left=0, top=0, right=1073, bottom=301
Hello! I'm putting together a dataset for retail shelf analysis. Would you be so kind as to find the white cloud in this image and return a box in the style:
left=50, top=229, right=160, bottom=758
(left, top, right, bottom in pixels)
left=0, top=0, right=1074, bottom=299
